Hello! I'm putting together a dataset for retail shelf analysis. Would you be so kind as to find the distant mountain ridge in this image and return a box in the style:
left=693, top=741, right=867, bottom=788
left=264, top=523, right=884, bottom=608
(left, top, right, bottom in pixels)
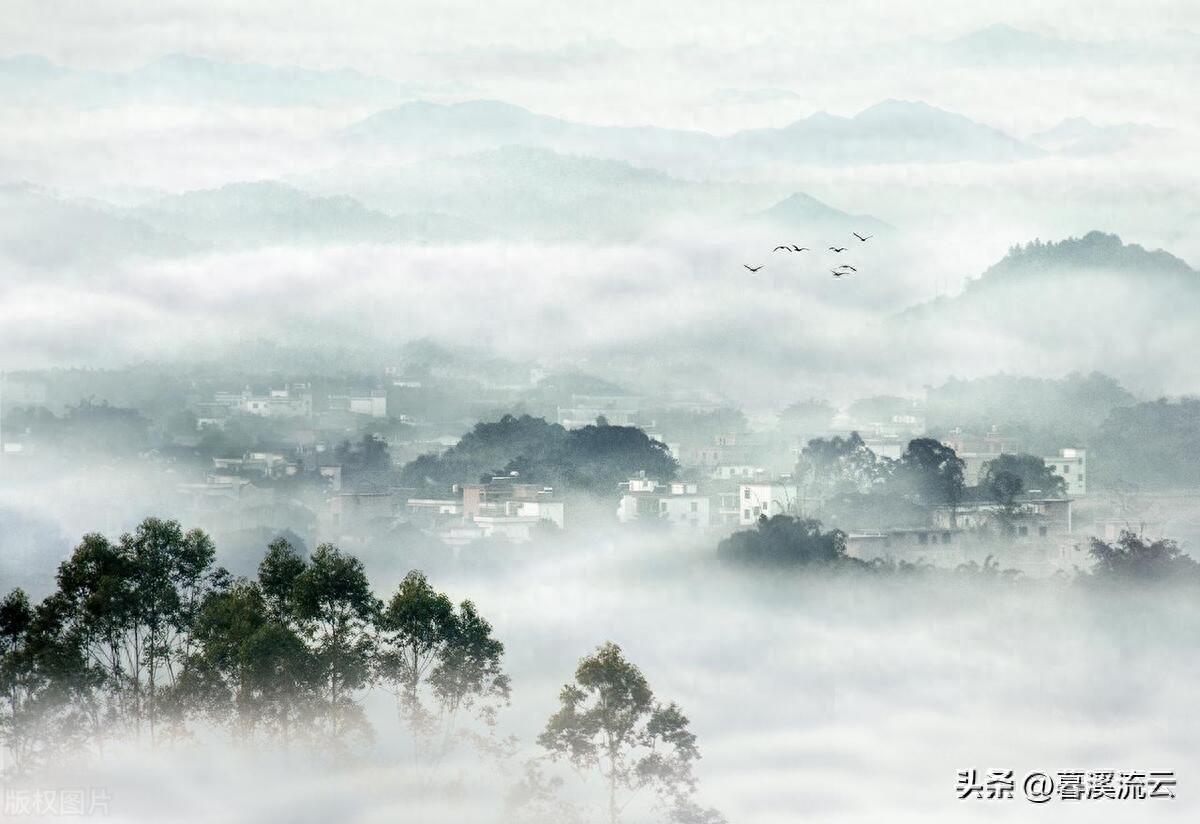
left=965, top=231, right=1195, bottom=290
left=343, top=97, right=1042, bottom=166
left=894, top=231, right=1197, bottom=325
left=132, top=181, right=484, bottom=246
left=750, top=192, right=892, bottom=234
left=0, top=53, right=432, bottom=106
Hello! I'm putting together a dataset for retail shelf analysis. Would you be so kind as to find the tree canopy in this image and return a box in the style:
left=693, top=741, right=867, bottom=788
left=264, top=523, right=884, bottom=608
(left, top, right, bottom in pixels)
left=400, top=414, right=677, bottom=493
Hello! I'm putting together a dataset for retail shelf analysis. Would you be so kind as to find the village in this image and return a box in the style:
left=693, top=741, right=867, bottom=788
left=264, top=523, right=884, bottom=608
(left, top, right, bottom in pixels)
left=3, top=365, right=1171, bottom=579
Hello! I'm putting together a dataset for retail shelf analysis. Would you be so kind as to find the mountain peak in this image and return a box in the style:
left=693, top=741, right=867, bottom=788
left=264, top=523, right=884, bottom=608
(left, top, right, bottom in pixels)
left=976, top=231, right=1195, bottom=286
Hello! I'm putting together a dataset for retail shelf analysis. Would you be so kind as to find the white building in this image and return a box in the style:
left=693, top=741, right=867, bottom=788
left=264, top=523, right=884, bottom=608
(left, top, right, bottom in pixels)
left=1043, top=448, right=1086, bottom=496
left=213, top=384, right=313, bottom=418
left=328, top=389, right=387, bottom=418
left=617, top=478, right=711, bottom=529
left=738, top=482, right=800, bottom=526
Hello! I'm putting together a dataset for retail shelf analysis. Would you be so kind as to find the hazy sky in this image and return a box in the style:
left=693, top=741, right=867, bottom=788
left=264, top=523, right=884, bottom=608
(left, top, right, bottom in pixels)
left=2, top=2, right=1198, bottom=400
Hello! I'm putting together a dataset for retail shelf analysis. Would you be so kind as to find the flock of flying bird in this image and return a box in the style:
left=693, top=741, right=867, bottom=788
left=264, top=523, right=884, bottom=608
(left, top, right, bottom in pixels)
left=744, top=231, right=873, bottom=278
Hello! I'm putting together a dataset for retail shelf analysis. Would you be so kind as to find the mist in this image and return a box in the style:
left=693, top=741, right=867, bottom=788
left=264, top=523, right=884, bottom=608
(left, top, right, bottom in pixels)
left=3, top=2, right=1199, bottom=822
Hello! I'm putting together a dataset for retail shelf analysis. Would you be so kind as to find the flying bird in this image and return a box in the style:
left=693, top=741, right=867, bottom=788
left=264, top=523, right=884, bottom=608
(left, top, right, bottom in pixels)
left=744, top=264, right=764, bottom=272
left=828, top=246, right=847, bottom=253
left=836, top=265, right=858, bottom=272
left=853, top=232, right=872, bottom=242
left=791, top=245, right=809, bottom=252
left=773, top=246, right=791, bottom=252
left=830, top=269, right=847, bottom=278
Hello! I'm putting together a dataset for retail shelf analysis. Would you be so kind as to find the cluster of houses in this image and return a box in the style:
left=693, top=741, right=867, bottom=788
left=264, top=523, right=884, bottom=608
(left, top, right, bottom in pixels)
left=1, top=371, right=1109, bottom=575
left=195, top=383, right=390, bottom=429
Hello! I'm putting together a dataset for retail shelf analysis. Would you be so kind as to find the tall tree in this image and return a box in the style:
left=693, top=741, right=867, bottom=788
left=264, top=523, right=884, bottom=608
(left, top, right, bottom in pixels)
left=795, top=432, right=882, bottom=506
left=289, top=543, right=379, bottom=747
left=894, top=438, right=965, bottom=521
left=0, top=589, right=100, bottom=773
left=53, top=519, right=227, bottom=743
left=980, top=453, right=1065, bottom=498
left=538, top=642, right=719, bottom=824
left=181, top=579, right=319, bottom=748
left=376, top=571, right=510, bottom=761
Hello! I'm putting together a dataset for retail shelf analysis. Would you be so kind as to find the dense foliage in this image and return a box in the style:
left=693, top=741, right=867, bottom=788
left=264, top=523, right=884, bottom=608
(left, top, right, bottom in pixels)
left=401, top=414, right=677, bottom=493
left=0, top=519, right=509, bottom=770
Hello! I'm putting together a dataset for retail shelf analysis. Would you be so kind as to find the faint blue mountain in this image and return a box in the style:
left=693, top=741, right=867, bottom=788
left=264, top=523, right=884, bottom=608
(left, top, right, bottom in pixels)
left=0, top=183, right=197, bottom=269
left=1028, top=117, right=1168, bottom=156
left=344, top=98, right=1038, bottom=167
left=0, top=53, right=433, bottom=107
left=296, top=145, right=773, bottom=241
left=725, top=99, right=1040, bottom=164
left=748, top=192, right=892, bottom=234
left=132, top=180, right=486, bottom=246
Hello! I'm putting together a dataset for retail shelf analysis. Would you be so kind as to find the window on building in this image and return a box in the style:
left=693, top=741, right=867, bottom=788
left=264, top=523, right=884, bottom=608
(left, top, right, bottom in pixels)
left=942, top=532, right=952, bottom=543
left=743, top=509, right=750, bottom=519
left=743, top=488, right=750, bottom=499
left=1039, top=526, right=1048, bottom=536
left=690, top=501, right=699, bottom=512
left=918, top=532, right=928, bottom=544
left=1018, top=525, right=1028, bottom=536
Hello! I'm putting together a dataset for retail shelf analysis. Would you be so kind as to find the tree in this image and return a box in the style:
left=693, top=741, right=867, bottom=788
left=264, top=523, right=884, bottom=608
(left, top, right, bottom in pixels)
left=1087, top=531, right=1200, bottom=582
left=1092, top=398, right=1200, bottom=489
left=180, top=579, right=319, bottom=747
left=717, top=515, right=851, bottom=568
left=894, top=438, right=965, bottom=518
left=53, top=519, right=228, bottom=743
left=376, top=571, right=510, bottom=761
left=289, top=544, right=379, bottom=747
left=795, top=432, right=882, bottom=505
left=538, top=642, right=719, bottom=824
left=980, top=453, right=1065, bottom=498
left=986, top=470, right=1024, bottom=510
left=0, top=589, right=99, bottom=774
left=335, top=433, right=391, bottom=474
left=401, top=414, right=678, bottom=494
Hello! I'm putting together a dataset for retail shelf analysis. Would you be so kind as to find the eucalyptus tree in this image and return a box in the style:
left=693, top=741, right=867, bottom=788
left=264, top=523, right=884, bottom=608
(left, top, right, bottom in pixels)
left=538, top=641, right=721, bottom=824
left=179, top=578, right=319, bottom=748
left=53, top=518, right=228, bottom=743
left=376, top=570, right=510, bottom=761
left=0, top=589, right=100, bottom=773
left=288, top=543, right=379, bottom=747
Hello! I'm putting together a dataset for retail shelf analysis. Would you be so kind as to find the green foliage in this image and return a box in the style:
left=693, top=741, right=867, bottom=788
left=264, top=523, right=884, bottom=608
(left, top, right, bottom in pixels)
left=796, top=432, right=882, bottom=499
left=538, top=641, right=716, bottom=824
left=53, top=518, right=228, bottom=742
left=334, top=433, right=392, bottom=473
left=376, top=570, right=510, bottom=760
left=893, top=438, right=965, bottom=508
left=718, top=515, right=850, bottom=568
left=1087, top=531, right=1200, bottom=582
left=1092, top=398, right=1200, bottom=489
left=925, top=372, right=1134, bottom=453
left=401, top=414, right=677, bottom=494
left=980, top=454, right=1065, bottom=499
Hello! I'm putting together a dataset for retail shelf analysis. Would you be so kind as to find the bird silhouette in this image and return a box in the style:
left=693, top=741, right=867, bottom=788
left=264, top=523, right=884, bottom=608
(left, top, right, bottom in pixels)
left=830, top=269, right=847, bottom=278
left=744, top=264, right=764, bottom=272
left=853, top=232, right=872, bottom=242
left=773, top=245, right=789, bottom=252
left=791, top=245, right=809, bottom=252
left=836, top=265, right=858, bottom=272
left=828, top=246, right=847, bottom=253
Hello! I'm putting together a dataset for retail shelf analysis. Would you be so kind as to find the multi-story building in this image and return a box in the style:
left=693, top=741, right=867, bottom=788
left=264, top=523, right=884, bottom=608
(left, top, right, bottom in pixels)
left=616, top=476, right=711, bottom=529
left=1043, top=448, right=1086, bottom=496
left=738, top=482, right=800, bottom=526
